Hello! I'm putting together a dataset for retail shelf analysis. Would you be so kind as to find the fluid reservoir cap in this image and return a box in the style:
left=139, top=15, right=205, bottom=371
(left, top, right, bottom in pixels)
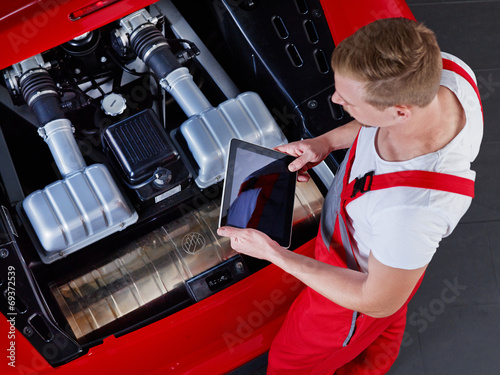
left=101, top=93, right=127, bottom=116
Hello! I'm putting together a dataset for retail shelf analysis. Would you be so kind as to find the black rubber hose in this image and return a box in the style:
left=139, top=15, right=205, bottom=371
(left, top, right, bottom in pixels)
left=20, top=70, right=64, bottom=126
left=130, top=24, right=181, bottom=79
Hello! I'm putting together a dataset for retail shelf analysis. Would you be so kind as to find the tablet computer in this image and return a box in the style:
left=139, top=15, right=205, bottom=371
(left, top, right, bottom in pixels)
left=219, top=138, right=297, bottom=248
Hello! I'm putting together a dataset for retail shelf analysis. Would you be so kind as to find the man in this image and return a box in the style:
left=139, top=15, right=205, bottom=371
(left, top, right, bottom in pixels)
left=217, top=18, right=483, bottom=374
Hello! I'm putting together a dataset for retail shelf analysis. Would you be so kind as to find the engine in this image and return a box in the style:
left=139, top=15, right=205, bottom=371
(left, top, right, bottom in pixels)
left=0, top=0, right=349, bottom=367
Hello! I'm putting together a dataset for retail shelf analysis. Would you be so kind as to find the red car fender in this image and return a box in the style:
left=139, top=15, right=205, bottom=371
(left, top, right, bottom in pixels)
left=1, top=240, right=315, bottom=375
left=320, top=0, right=415, bottom=44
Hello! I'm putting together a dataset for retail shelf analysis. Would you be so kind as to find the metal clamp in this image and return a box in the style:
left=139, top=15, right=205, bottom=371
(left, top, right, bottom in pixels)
left=4, top=54, right=52, bottom=95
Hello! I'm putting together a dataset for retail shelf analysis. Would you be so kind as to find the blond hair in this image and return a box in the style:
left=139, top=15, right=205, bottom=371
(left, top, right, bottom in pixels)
left=331, top=18, right=442, bottom=109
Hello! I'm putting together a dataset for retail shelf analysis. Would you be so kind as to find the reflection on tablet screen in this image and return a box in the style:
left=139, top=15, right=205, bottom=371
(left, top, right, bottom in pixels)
left=220, top=139, right=296, bottom=248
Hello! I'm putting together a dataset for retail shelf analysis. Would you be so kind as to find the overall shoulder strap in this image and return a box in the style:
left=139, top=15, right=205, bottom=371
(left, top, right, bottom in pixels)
left=442, top=57, right=483, bottom=117
left=344, top=170, right=474, bottom=206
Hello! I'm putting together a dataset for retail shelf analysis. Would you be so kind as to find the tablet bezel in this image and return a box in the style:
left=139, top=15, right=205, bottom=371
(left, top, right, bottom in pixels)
left=219, top=138, right=297, bottom=248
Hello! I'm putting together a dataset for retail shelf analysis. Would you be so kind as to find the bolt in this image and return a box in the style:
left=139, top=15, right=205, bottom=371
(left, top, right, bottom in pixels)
left=153, top=168, right=172, bottom=187
left=23, top=326, right=34, bottom=337
left=307, top=100, right=318, bottom=109
left=312, top=9, right=322, bottom=18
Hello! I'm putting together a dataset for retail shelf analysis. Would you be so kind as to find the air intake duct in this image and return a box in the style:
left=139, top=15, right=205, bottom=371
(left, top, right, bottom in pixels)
left=130, top=23, right=181, bottom=79
left=115, top=9, right=288, bottom=189
left=117, top=9, right=212, bottom=117
left=19, top=68, right=65, bottom=126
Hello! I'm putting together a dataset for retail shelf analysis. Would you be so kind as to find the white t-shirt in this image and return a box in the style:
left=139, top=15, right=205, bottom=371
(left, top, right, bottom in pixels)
left=346, top=52, right=483, bottom=271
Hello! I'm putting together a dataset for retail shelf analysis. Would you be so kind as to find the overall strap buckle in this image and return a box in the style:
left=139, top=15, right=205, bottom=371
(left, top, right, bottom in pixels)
left=351, top=171, right=375, bottom=198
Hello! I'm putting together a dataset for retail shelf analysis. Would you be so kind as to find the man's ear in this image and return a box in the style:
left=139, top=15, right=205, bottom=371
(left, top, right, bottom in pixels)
left=393, top=105, right=412, bottom=123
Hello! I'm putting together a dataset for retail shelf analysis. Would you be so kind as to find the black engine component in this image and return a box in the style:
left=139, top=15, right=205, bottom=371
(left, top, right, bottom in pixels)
left=213, top=0, right=351, bottom=168
left=130, top=24, right=182, bottom=79
left=61, top=30, right=101, bottom=57
left=19, top=68, right=65, bottom=126
left=104, top=108, right=191, bottom=206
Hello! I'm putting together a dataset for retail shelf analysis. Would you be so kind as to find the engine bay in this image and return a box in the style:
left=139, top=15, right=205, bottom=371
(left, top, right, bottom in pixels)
left=0, top=0, right=351, bottom=366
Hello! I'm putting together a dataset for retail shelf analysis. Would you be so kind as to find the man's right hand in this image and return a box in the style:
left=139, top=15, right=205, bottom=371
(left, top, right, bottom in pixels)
left=274, top=136, right=332, bottom=182
left=275, top=120, right=362, bottom=181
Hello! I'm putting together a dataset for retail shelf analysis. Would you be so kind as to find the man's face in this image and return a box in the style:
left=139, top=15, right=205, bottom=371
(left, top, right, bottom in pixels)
left=331, top=74, right=398, bottom=128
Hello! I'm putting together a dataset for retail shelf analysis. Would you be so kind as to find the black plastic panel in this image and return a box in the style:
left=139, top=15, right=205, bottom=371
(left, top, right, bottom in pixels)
left=186, top=255, right=250, bottom=301
left=214, top=0, right=353, bottom=157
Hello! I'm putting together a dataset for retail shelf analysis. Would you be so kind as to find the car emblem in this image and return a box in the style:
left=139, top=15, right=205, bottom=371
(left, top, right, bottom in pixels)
left=182, top=232, right=206, bottom=254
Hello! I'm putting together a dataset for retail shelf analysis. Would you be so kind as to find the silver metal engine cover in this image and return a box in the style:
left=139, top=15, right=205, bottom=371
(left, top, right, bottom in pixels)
left=180, top=91, right=287, bottom=188
left=23, top=164, right=138, bottom=263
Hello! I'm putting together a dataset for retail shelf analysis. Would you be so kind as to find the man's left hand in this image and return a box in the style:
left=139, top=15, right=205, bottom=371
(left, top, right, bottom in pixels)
left=217, top=226, right=281, bottom=261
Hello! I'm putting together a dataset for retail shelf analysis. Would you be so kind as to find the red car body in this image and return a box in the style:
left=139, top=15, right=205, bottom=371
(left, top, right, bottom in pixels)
left=0, top=1, right=414, bottom=374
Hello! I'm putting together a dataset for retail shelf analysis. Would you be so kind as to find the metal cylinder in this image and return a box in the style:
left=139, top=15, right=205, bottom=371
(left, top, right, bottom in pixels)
left=38, top=118, right=87, bottom=176
left=161, top=67, right=212, bottom=117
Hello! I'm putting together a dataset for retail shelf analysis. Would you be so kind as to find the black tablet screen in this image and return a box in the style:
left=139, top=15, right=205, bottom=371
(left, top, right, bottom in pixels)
left=219, top=139, right=296, bottom=248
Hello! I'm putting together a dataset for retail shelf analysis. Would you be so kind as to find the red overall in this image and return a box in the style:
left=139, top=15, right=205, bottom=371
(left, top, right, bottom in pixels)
left=267, top=58, right=481, bottom=375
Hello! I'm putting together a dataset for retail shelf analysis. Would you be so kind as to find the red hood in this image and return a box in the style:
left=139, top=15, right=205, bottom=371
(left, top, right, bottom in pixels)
left=0, top=0, right=156, bottom=70
left=0, top=0, right=414, bottom=71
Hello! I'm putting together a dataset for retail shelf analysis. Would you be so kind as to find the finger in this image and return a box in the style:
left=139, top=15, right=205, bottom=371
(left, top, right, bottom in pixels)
left=273, top=144, right=286, bottom=152
left=288, top=154, right=311, bottom=172
left=274, top=143, right=301, bottom=157
left=297, top=172, right=310, bottom=182
left=217, top=226, right=238, bottom=237
left=273, top=145, right=299, bottom=157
